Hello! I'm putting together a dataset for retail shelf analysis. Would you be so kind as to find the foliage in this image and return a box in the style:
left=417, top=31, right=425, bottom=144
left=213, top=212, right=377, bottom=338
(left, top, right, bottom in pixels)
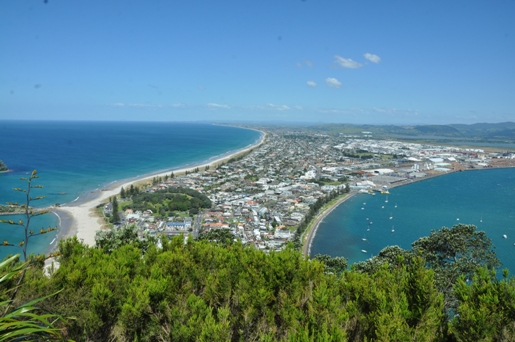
left=352, top=245, right=413, bottom=274
left=449, top=267, right=515, bottom=341
left=125, top=187, right=211, bottom=217
left=94, top=224, right=157, bottom=253
left=8, top=236, right=458, bottom=341
left=5, top=223, right=515, bottom=341
left=312, top=254, right=348, bottom=275
left=0, top=160, right=7, bottom=172
left=354, top=224, right=501, bottom=314
left=196, top=228, right=236, bottom=247
left=0, top=255, right=70, bottom=341
left=412, top=224, right=501, bottom=310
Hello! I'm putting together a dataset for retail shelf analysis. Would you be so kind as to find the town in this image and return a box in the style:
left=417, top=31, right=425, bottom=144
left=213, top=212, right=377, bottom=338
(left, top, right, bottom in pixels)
left=100, top=127, right=515, bottom=252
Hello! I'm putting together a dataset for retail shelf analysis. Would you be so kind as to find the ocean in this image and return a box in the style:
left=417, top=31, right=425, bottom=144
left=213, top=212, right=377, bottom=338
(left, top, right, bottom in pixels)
left=0, top=121, right=261, bottom=260
left=310, top=168, right=515, bottom=274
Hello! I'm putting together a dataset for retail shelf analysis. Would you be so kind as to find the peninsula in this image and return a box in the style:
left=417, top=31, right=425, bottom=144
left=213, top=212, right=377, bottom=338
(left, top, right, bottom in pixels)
left=54, top=125, right=515, bottom=256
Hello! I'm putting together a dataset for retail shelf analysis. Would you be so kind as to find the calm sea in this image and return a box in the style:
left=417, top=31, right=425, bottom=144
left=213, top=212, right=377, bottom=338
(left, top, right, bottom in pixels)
left=310, top=168, right=515, bottom=273
left=0, top=121, right=261, bottom=260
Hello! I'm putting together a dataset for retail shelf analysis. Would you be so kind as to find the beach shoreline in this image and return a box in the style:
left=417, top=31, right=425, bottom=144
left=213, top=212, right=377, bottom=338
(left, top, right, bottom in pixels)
left=51, top=129, right=266, bottom=248
left=301, top=192, right=357, bottom=256
left=301, top=170, right=460, bottom=256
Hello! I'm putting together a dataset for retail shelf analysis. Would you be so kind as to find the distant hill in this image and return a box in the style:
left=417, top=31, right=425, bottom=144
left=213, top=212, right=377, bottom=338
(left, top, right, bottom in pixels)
left=450, top=122, right=515, bottom=139
left=0, top=160, right=7, bottom=172
left=309, top=122, right=515, bottom=140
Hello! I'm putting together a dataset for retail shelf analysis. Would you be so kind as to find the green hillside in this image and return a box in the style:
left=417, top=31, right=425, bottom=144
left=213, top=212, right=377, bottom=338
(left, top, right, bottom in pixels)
left=5, top=226, right=515, bottom=341
left=308, top=122, right=515, bottom=140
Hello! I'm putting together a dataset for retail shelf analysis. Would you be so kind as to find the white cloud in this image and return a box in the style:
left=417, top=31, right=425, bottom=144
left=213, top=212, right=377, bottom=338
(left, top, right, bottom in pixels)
left=307, top=81, right=317, bottom=88
left=334, top=55, right=362, bottom=69
left=364, top=53, right=381, bottom=63
left=207, top=103, right=231, bottom=109
left=267, top=103, right=291, bottom=111
left=304, top=59, right=313, bottom=67
left=111, top=102, right=125, bottom=107
left=325, top=78, right=343, bottom=88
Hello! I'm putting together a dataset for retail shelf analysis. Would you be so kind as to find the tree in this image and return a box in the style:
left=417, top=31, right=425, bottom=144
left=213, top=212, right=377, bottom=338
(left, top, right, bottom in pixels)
left=312, top=254, right=348, bottom=275
left=120, top=186, right=126, bottom=199
left=111, top=196, right=120, bottom=224
left=412, top=224, right=500, bottom=310
left=353, top=245, right=413, bottom=274
left=0, top=170, right=57, bottom=261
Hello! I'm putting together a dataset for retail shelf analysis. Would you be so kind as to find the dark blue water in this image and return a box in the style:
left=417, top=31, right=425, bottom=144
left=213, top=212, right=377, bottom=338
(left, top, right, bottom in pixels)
left=0, top=121, right=261, bottom=259
left=310, top=168, right=515, bottom=273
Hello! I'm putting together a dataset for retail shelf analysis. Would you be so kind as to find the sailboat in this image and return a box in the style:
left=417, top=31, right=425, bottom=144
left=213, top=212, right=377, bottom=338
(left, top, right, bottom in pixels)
left=391, top=225, right=395, bottom=233
left=385, top=196, right=388, bottom=203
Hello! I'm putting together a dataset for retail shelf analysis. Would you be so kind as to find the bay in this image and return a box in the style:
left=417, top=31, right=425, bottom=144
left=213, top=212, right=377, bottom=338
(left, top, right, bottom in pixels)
left=0, top=121, right=261, bottom=259
left=310, top=168, right=515, bottom=273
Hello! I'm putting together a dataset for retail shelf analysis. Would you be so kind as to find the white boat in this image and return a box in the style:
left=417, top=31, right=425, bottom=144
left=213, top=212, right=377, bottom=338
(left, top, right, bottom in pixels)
left=361, top=249, right=367, bottom=253
left=394, top=204, right=397, bottom=208
left=381, top=206, right=384, bottom=209
left=504, top=234, right=508, bottom=239
left=362, top=238, right=367, bottom=241
left=361, top=207, right=364, bottom=210
left=385, top=196, right=388, bottom=203
left=391, top=226, right=395, bottom=233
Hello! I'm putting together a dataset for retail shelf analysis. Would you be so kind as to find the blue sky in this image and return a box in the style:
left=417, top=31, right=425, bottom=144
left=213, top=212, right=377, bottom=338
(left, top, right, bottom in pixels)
left=1, top=1, right=514, bottom=124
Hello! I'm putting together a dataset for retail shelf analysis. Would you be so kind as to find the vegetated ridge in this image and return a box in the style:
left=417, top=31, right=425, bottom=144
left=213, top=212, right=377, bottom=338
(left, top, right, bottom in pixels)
left=310, top=122, right=515, bottom=140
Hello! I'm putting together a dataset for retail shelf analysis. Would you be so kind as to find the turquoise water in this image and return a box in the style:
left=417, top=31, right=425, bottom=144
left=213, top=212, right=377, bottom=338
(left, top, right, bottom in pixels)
left=310, top=168, right=515, bottom=273
left=0, top=121, right=261, bottom=259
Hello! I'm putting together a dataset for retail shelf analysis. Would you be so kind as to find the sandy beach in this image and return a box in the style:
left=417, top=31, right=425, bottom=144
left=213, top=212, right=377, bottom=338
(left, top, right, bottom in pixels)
left=53, top=130, right=266, bottom=247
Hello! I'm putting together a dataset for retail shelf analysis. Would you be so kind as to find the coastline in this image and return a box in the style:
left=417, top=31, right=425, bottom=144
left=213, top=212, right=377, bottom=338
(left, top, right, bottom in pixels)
left=301, top=169, right=462, bottom=257
left=301, top=192, right=357, bottom=256
left=51, top=129, right=266, bottom=248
